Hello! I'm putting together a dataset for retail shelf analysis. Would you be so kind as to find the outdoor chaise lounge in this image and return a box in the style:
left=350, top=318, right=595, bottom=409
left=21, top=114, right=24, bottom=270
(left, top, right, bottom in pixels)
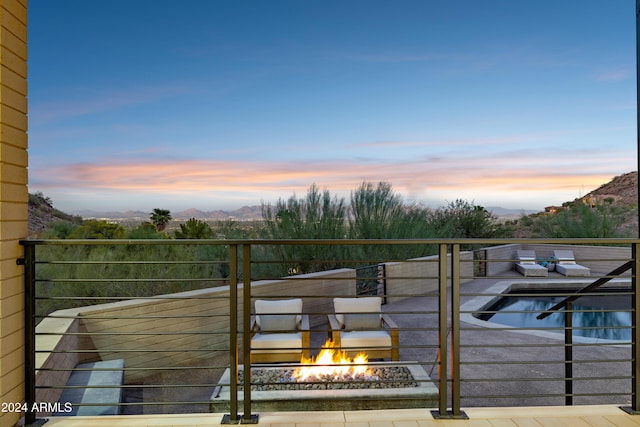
left=250, top=298, right=310, bottom=363
left=554, top=250, right=590, bottom=276
left=515, top=250, right=548, bottom=277
left=328, top=296, right=399, bottom=361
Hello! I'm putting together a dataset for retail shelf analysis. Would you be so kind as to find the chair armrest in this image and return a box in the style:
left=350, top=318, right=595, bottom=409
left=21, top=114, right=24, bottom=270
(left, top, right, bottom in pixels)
left=299, top=315, right=310, bottom=331
left=381, top=313, right=398, bottom=329
left=250, top=317, right=259, bottom=336
left=382, top=314, right=400, bottom=361
left=328, top=314, right=342, bottom=330
left=300, top=315, right=311, bottom=359
left=327, top=314, right=342, bottom=343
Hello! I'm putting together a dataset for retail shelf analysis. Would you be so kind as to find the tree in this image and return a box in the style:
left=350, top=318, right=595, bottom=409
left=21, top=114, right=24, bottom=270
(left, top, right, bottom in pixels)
left=348, top=182, right=404, bottom=239
left=41, top=220, right=79, bottom=239
left=532, top=202, right=630, bottom=238
left=126, top=222, right=165, bottom=239
left=150, top=208, right=172, bottom=232
left=348, top=181, right=434, bottom=260
left=67, top=219, right=126, bottom=239
left=175, top=218, right=214, bottom=239
left=428, top=200, right=502, bottom=239
left=261, top=184, right=347, bottom=273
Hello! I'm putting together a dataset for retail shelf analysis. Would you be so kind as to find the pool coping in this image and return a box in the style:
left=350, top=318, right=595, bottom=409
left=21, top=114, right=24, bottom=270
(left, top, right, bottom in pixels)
left=460, top=278, right=632, bottom=346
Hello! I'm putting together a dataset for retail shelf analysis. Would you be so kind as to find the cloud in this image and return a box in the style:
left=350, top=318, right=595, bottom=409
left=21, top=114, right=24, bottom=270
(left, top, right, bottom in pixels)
left=350, top=136, right=520, bottom=149
left=31, top=143, right=633, bottom=211
left=30, top=83, right=192, bottom=125
left=337, top=51, right=470, bottom=64
left=594, top=67, right=632, bottom=82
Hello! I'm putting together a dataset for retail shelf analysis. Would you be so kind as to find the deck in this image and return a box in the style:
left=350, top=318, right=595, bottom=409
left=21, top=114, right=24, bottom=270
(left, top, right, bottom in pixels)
left=38, top=405, right=640, bottom=427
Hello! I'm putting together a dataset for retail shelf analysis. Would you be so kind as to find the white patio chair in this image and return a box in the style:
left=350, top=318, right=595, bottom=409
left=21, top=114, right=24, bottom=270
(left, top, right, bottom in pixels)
left=554, top=250, right=590, bottom=276
left=515, top=250, right=548, bottom=277
left=250, top=298, right=310, bottom=363
left=328, top=297, right=399, bottom=361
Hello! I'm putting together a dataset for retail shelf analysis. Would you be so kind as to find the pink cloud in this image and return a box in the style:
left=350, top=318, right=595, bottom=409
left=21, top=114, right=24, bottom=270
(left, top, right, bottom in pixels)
left=34, top=149, right=629, bottom=209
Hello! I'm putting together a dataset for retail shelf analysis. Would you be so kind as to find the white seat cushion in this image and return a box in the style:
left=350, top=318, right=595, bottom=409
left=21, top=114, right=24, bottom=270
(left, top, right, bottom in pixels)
left=556, top=263, right=590, bottom=276
left=255, top=299, right=303, bottom=329
left=340, top=330, right=391, bottom=350
left=334, top=297, right=382, bottom=328
left=251, top=332, right=302, bottom=353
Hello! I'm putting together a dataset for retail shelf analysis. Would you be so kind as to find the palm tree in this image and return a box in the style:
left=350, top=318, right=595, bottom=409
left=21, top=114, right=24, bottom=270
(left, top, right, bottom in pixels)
left=150, top=208, right=172, bottom=232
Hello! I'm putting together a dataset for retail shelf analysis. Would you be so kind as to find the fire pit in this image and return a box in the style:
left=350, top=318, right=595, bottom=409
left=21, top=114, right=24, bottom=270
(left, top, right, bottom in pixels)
left=210, top=340, right=438, bottom=412
left=246, top=365, right=417, bottom=390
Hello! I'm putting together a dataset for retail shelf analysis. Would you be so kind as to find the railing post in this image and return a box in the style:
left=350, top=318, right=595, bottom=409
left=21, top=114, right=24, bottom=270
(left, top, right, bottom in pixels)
left=433, top=243, right=448, bottom=418
left=223, top=244, right=240, bottom=424
left=622, top=242, right=640, bottom=415
left=241, top=244, right=258, bottom=424
left=564, top=302, right=573, bottom=406
left=432, top=243, right=468, bottom=420
left=632, top=243, right=640, bottom=411
left=22, top=243, right=38, bottom=426
left=449, top=244, right=466, bottom=419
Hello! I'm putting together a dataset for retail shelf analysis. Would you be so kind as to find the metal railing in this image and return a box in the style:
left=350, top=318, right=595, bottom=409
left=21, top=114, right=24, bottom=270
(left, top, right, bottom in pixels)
left=18, top=238, right=640, bottom=424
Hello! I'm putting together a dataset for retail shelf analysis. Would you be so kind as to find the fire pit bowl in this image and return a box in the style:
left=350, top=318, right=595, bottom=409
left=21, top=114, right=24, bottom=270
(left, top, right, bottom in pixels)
left=210, top=362, right=438, bottom=412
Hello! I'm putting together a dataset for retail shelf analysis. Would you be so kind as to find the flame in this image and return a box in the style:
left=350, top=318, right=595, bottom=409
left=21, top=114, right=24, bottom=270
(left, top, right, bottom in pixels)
left=291, top=339, right=371, bottom=382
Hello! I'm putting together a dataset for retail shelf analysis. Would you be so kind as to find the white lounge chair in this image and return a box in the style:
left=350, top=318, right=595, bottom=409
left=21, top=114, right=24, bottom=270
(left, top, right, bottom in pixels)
left=250, top=298, right=310, bottom=363
left=515, top=250, right=548, bottom=277
left=554, top=250, right=590, bottom=276
left=328, top=297, right=399, bottom=361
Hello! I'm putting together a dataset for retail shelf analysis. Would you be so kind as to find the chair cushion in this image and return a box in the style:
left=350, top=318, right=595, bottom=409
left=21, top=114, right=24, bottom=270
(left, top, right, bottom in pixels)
left=260, top=314, right=297, bottom=332
left=340, top=330, right=391, bottom=350
left=556, top=263, right=590, bottom=276
left=251, top=332, right=302, bottom=353
left=334, top=297, right=382, bottom=327
left=343, top=313, right=381, bottom=331
left=255, top=299, right=302, bottom=328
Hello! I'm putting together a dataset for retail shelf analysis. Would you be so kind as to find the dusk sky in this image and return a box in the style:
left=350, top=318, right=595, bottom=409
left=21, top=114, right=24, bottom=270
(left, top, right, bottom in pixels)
left=28, top=1, right=636, bottom=214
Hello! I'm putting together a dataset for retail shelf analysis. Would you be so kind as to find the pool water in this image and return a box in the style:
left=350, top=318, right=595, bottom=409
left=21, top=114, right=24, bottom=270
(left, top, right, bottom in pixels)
left=476, top=289, right=632, bottom=341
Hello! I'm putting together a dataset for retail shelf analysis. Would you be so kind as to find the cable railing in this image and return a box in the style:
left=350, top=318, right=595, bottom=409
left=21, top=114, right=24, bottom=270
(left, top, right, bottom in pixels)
left=18, top=238, right=640, bottom=424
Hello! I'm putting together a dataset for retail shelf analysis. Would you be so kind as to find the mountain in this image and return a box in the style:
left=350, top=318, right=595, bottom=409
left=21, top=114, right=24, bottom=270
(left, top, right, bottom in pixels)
left=28, top=192, right=83, bottom=235
left=580, top=171, right=637, bottom=206
left=75, top=206, right=264, bottom=221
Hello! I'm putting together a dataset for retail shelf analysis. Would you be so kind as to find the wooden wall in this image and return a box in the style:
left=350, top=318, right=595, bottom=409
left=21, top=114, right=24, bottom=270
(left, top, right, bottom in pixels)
left=0, top=1, right=28, bottom=425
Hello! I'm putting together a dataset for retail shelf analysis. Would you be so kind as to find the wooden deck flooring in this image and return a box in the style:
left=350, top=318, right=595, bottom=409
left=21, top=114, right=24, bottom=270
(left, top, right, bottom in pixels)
left=39, top=405, right=640, bottom=427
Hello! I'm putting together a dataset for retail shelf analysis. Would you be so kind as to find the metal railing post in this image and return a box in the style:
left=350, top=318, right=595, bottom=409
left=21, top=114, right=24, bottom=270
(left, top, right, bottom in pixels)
left=632, top=243, right=640, bottom=411
left=432, top=243, right=467, bottom=420
left=21, top=244, right=37, bottom=426
left=435, top=243, right=448, bottom=417
left=565, top=302, right=573, bottom=406
left=241, top=244, right=258, bottom=424
left=223, top=244, right=240, bottom=424
left=449, top=244, right=466, bottom=418
left=622, top=242, right=640, bottom=414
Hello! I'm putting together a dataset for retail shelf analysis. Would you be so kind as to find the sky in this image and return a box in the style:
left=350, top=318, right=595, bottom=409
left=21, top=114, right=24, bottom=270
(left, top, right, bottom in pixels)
left=28, top=1, right=637, bottom=214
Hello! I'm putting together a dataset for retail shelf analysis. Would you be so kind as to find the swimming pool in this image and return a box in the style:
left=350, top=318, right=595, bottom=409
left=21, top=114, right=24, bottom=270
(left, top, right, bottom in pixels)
left=475, top=289, right=631, bottom=341
left=461, top=279, right=632, bottom=343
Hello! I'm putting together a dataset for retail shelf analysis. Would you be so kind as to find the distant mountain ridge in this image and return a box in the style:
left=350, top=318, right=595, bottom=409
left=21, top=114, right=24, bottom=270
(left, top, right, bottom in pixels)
left=74, top=206, right=264, bottom=221
left=31, top=171, right=639, bottom=234
left=76, top=204, right=536, bottom=222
